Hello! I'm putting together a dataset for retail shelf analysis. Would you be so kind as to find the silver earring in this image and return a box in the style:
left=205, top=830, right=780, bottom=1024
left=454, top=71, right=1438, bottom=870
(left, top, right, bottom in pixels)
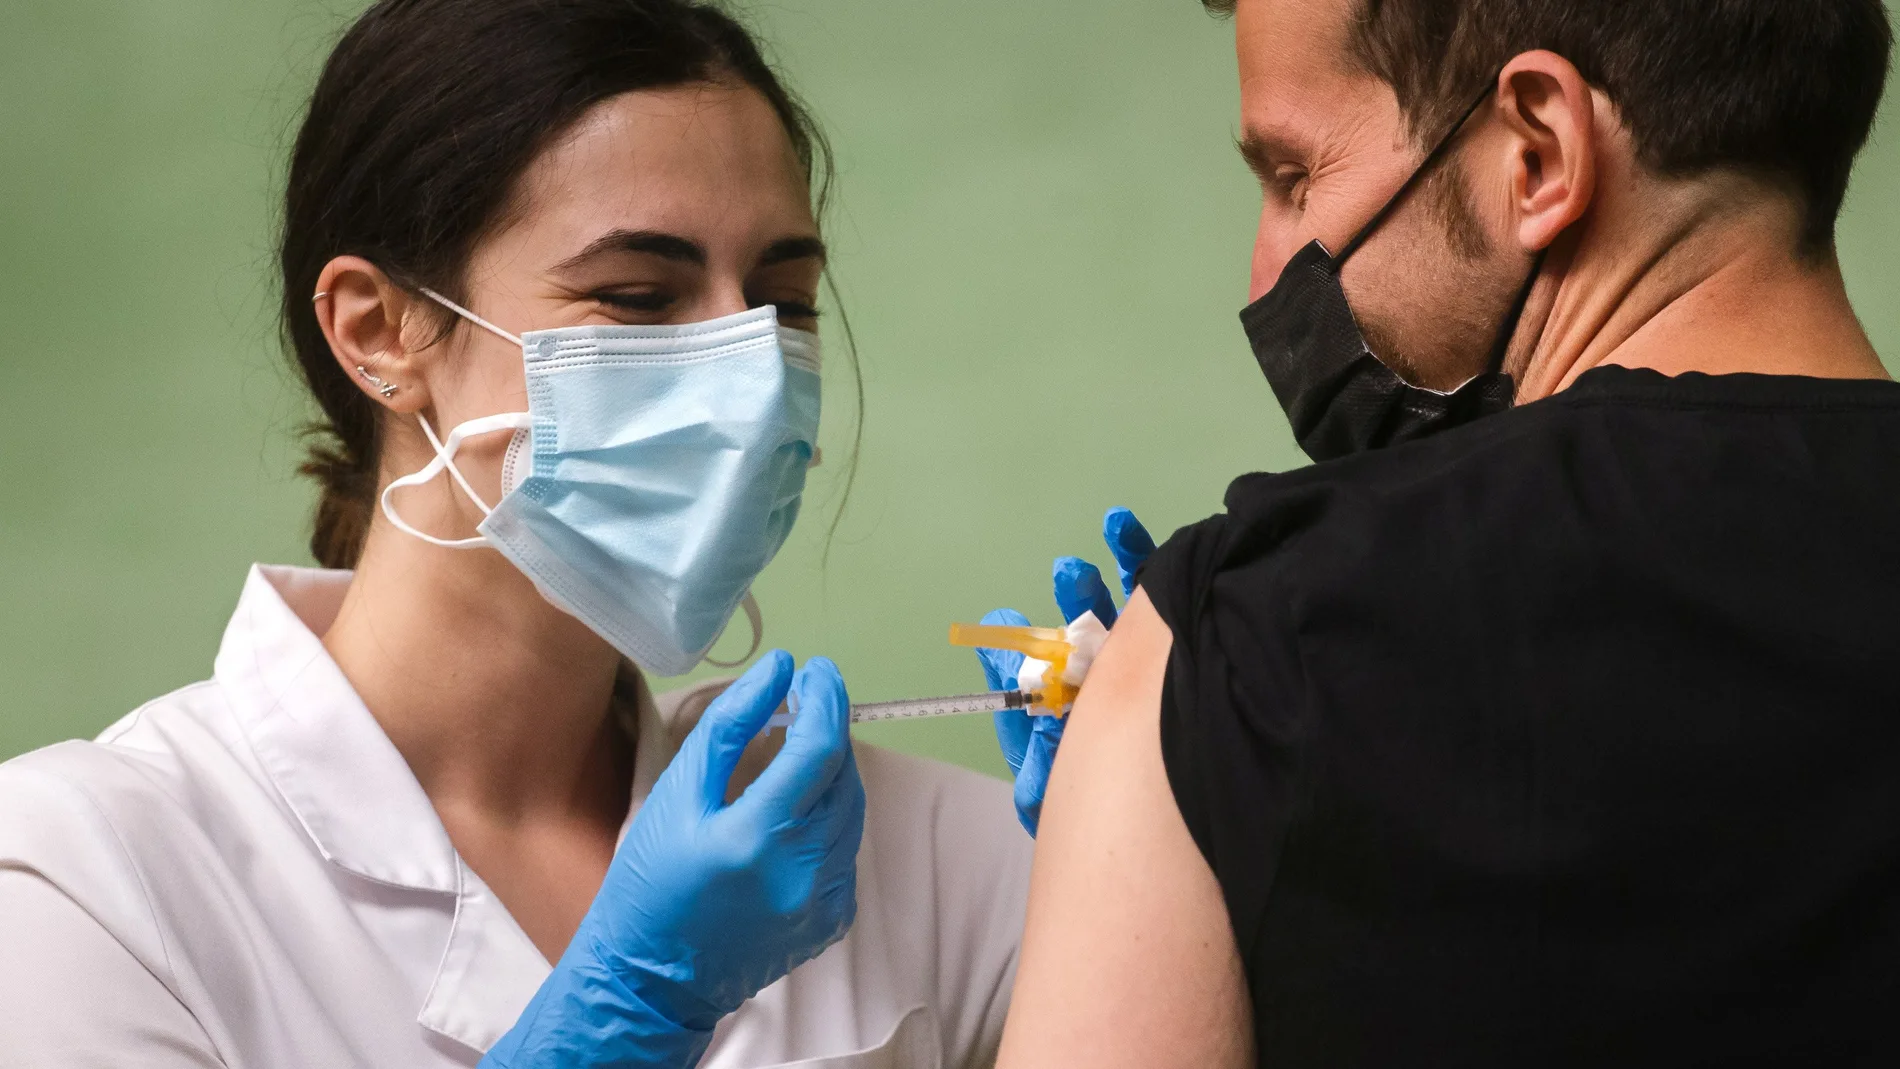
left=312, top=291, right=330, bottom=302
left=356, top=365, right=399, bottom=399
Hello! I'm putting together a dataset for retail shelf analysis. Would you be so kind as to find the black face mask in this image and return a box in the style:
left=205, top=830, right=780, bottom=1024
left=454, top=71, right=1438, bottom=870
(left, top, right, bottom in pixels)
left=1243, top=86, right=1545, bottom=463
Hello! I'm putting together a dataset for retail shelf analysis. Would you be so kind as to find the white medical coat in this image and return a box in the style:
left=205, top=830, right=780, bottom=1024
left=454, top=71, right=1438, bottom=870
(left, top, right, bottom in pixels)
left=0, top=565, right=1032, bottom=1068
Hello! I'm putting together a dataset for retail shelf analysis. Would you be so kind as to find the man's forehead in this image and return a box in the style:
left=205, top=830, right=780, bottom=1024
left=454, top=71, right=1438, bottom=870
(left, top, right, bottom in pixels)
left=1235, top=0, right=1360, bottom=93
left=1235, top=0, right=1383, bottom=148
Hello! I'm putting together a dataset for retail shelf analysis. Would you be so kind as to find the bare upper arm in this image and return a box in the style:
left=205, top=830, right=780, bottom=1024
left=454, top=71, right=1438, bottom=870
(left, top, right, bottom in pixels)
left=996, top=590, right=1253, bottom=1069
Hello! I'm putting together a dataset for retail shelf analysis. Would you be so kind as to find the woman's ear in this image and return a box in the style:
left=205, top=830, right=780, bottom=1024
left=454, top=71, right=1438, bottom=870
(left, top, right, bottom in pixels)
left=1496, top=51, right=1599, bottom=254
left=311, top=256, right=433, bottom=415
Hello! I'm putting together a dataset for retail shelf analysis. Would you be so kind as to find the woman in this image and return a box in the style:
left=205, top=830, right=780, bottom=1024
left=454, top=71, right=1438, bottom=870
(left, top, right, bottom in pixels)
left=0, top=1, right=1030, bottom=1066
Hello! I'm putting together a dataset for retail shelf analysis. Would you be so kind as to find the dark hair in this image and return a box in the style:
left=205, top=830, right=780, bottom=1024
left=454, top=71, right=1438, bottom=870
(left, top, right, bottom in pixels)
left=281, top=0, right=847, bottom=569
left=1202, top=0, right=1892, bottom=254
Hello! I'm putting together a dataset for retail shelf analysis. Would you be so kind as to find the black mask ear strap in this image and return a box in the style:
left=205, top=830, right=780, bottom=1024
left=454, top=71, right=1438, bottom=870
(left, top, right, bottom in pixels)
left=1335, top=80, right=1499, bottom=267
left=1485, top=248, right=1549, bottom=377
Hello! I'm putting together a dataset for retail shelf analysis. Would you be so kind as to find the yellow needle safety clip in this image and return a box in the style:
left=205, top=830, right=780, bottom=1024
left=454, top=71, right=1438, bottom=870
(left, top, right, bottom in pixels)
left=840, top=619, right=1103, bottom=726
left=948, top=623, right=1079, bottom=716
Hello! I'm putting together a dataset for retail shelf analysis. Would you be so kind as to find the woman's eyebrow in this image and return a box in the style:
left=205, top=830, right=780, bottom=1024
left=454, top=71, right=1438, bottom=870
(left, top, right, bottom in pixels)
left=556, top=229, right=707, bottom=270
left=758, top=236, right=827, bottom=267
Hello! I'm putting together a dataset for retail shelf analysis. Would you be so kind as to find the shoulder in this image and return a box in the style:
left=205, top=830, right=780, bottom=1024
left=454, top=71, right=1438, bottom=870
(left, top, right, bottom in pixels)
left=0, top=740, right=180, bottom=975
left=1, top=680, right=241, bottom=835
left=1149, top=393, right=1617, bottom=625
left=0, top=683, right=219, bottom=861
left=0, top=681, right=254, bottom=963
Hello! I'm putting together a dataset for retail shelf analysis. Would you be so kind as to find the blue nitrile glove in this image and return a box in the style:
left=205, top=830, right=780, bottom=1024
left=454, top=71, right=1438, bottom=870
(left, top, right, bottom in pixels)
left=978, top=507, right=1157, bottom=836
left=482, top=651, right=865, bottom=1069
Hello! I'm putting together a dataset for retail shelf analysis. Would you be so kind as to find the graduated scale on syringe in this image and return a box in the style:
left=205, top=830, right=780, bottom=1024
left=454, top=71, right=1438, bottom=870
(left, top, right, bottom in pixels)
left=770, top=613, right=1112, bottom=726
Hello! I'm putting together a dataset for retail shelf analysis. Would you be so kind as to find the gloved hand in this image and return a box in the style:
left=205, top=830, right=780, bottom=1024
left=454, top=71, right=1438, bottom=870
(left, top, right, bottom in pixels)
left=482, top=651, right=865, bottom=1069
left=978, top=507, right=1156, bottom=836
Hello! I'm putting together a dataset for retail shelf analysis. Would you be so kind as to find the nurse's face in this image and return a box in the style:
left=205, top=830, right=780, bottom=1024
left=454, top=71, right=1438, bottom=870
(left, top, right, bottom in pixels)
left=382, top=81, right=823, bottom=510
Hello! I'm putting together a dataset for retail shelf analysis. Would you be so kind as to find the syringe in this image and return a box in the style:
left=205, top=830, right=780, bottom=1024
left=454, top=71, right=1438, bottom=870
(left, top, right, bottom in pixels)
left=850, top=689, right=1042, bottom=724
left=775, top=619, right=1104, bottom=729
left=846, top=619, right=1102, bottom=725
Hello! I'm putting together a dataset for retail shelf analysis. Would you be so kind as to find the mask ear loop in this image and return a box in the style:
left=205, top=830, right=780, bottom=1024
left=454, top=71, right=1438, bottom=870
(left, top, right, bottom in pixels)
left=381, top=412, right=533, bottom=549
left=1483, top=248, right=1550, bottom=379
left=1333, top=79, right=1501, bottom=268
left=702, top=592, right=764, bottom=669
left=419, top=286, right=525, bottom=348
left=419, top=412, right=499, bottom=516
left=381, top=287, right=536, bottom=548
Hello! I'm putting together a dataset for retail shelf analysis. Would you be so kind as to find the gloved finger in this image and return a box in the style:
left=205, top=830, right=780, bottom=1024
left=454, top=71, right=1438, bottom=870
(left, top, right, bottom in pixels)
left=813, top=861, right=860, bottom=947
left=743, top=657, right=854, bottom=820
left=1013, top=766, right=1044, bottom=838
left=680, top=649, right=796, bottom=812
left=976, top=608, right=1030, bottom=690
left=1033, top=710, right=1067, bottom=757
left=1013, top=715, right=1065, bottom=837
left=816, top=827, right=862, bottom=938
left=815, top=764, right=865, bottom=898
left=981, top=609, right=1034, bottom=774
left=771, top=749, right=861, bottom=926
left=1053, top=556, right=1118, bottom=628
left=1103, top=507, right=1158, bottom=598
left=993, top=709, right=1031, bottom=777
left=814, top=746, right=866, bottom=857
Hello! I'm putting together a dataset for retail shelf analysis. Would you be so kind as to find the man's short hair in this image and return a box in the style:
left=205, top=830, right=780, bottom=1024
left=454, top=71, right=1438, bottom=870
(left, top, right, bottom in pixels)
left=1205, top=0, right=1893, bottom=253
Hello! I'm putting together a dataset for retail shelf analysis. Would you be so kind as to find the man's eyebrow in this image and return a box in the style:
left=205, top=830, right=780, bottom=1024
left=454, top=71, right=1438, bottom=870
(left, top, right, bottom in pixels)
left=758, top=236, right=828, bottom=267
left=556, top=229, right=707, bottom=270
left=1235, top=129, right=1301, bottom=185
left=1235, top=132, right=1278, bottom=184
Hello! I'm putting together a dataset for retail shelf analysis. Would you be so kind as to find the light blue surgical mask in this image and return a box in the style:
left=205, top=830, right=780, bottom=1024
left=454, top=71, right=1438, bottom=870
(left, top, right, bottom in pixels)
left=381, top=290, right=821, bottom=677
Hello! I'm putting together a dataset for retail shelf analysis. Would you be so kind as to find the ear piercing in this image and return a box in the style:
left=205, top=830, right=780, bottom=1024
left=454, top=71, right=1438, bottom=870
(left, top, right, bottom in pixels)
left=356, top=366, right=399, bottom=399
left=321, top=297, right=397, bottom=399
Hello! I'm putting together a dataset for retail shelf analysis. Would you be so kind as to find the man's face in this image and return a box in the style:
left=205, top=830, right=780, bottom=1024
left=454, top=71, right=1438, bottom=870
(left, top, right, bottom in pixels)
left=1234, top=0, right=1523, bottom=390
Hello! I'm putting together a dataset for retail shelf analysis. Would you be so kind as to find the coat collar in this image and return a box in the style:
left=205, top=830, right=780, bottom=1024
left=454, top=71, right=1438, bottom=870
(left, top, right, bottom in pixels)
left=216, top=565, right=463, bottom=893
left=213, top=564, right=732, bottom=1054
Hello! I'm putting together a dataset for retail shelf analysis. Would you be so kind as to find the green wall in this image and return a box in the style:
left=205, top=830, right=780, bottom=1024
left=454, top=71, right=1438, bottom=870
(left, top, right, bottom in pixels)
left=2, top=1, right=1896, bottom=773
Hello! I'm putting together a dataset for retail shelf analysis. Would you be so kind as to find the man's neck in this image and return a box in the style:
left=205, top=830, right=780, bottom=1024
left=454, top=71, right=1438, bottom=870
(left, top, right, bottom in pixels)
left=1514, top=180, right=1890, bottom=402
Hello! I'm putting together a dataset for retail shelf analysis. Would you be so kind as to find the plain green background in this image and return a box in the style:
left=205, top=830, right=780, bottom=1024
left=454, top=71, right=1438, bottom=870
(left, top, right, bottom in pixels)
left=2, top=1, right=1896, bottom=773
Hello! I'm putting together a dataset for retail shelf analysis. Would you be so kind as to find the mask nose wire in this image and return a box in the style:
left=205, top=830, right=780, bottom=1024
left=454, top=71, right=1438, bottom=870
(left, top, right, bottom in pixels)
left=1332, top=78, right=1501, bottom=269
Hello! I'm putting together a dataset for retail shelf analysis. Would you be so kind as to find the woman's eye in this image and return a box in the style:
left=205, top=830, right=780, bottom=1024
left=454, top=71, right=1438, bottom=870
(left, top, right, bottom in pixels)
left=772, top=300, right=822, bottom=321
left=594, top=290, right=672, bottom=313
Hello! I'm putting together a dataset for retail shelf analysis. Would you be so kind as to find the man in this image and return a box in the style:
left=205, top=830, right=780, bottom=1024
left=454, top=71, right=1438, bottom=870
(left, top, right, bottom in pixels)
left=995, top=0, right=1899, bottom=1065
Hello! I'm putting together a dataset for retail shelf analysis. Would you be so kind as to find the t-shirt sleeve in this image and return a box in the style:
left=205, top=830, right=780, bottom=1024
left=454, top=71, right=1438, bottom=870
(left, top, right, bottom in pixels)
left=1140, top=507, right=1311, bottom=957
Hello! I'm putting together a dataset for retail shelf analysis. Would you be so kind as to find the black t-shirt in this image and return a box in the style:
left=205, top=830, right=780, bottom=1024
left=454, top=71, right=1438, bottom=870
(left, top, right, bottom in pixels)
left=1145, top=367, right=1900, bottom=1067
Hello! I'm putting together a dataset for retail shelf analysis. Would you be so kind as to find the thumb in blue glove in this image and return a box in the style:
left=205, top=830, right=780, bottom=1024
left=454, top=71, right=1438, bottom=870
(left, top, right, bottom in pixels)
left=483, top=651, right=865, bottom=1069
left=979, top=507, right=1156, bottom=837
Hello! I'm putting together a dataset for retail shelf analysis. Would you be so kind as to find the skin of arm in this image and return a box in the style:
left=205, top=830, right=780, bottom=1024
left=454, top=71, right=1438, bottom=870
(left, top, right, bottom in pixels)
left=995, top=590, right=1254, bottom=1069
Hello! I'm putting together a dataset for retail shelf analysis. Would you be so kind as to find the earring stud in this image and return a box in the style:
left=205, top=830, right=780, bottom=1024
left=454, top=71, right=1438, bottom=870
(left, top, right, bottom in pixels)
left=356, top=365, right=399, bottom=399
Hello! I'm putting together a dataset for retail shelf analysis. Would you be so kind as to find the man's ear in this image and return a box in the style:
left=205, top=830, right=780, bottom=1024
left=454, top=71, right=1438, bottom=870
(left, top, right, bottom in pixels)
left=1495, top=51, right=1598, bottom=253
left=311, top=256, right=433, bottom=416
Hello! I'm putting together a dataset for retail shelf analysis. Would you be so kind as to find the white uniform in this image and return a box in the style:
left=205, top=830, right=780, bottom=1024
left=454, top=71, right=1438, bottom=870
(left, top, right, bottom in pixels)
left=0, top=566, right=1031, bottom=1069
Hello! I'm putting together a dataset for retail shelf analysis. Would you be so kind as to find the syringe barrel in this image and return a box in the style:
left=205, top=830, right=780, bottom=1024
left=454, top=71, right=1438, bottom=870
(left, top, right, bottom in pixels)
left=848, top=689, right=1030, bottom=724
